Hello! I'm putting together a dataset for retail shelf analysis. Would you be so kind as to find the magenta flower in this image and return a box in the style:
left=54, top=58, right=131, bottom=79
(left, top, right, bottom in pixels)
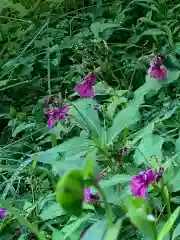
left=130, top=169, right=156, bottom=199
left=148, top=57, right=167, bottom=80
left=0, top=208, right=7, bottom=219
left=53, top=106, right=69, bottom=121
left=46, top=106, right=69, bottom=129
left=75, top=73, right=96, bottom=98
left=84, top=173, right=104, bottom=203
left=48, top=116, right=55, bottom=129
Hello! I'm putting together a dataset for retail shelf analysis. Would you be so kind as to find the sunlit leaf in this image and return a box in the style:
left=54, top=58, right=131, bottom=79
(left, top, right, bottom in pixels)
left=157, top=207, right=180, bottom=240
left=39, top=202, right=66, bottom=220
left=134, top=134, right=164, bottom=165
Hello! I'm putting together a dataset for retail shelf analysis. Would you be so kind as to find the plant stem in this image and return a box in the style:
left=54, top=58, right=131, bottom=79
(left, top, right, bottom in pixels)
left=94, top=182, right=113, bottom=226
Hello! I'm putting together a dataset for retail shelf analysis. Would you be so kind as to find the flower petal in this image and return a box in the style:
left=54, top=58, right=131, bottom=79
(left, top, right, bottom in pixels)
left=146, top=169, right=156, bottom=185
left=75, top=83, right=94, bottom=98
left=84, top=74, right=96, bottom=84
left=48, top=116, right=55, bottom=129
left=84, top=188, right=91, bottom=203
left=148, top=68, right=167, bottom=80
left=0, top=208, right=7, bottom=219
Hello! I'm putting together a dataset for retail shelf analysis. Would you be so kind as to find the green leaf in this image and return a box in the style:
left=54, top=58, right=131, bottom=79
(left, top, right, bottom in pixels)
left=164, top=55, right=180, bottom=70
left=172, top=222, right=180, bottom=240
left=39, top=202, right=66, bottom=221
left=175, top=137, right=180, bottom=154
left=157, top=207, right=180, bottom=240
left=12, top=123, right=36, bottom=137
left=134, top=134, right=164, bottom=165
left=28, top=137, right=94, bottom=165
left=107, top=102, right=141, bottom=144
left=169, top=170, right=180, bottom=192
left=142, top=28, right=166, bottom=36
left=0, top=199, right=46, bottom=240
left=52, top=229, right=65, bottom=240
left=104, top=219, right=122, bottom=240
left=129, top=211, right=157, bottom=239
left=82, top=219, right=108, bottom=240
left=56, top=170, right=84, bottom=216
left=90, top=22, right=119, bottom=38
left=70, top=98, right=101, bottom=138
left=61, top=214, right=94, bottom=239
left=0, top=80, right=8, bottom=88
left=123, top=197, right=156, bottom=240
left=100, top=174, right=131, bottom=188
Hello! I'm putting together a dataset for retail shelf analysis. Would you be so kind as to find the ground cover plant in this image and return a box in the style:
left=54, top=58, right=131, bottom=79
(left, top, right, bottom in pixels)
left=2, top=0, right=180, bottom=239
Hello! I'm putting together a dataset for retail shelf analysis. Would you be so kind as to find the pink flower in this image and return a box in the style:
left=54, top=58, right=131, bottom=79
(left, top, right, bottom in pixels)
left=75, top=73, right=96, bottom=98
left=53, top=106, right=69, bottom=121
left=130, top=169, right=156, bottom=199
left=84, top=188, right=91, bottom=203
left=46, top=106, right=69, bottom=129
left=0, top=208, right=7, bottom=219
left=148, top=57, right=167, bottom=80
left=48, top=116, right=55, bottom=129
left=84, top=173, right=104, bottom=203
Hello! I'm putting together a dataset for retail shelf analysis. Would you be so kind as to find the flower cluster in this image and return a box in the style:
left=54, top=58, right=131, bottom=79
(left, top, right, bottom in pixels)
left=46, top=106, right=69, bottom=129
left=148, top=56, right=167, bottom=80
left=46, top=73, right=96, bottom=129
left=130, top=168, right=163, bottom=199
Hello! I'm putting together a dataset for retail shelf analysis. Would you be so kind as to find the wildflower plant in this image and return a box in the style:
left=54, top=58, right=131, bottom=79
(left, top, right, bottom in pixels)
left=2, top=1, right=180, bottom=240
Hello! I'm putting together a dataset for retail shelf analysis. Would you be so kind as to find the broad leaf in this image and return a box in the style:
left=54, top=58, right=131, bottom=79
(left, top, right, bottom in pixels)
left=100, top=174, right=131, bottom=188
left=39, top=202, right=66, bottom=220
left=70, top=98, right=101, bottom=138
left=12, top=123, right=36, bottom=137
left=157, top=207, right=180, bottom=240
left=107, top=102, right=141, bottom=144
left=52, top=229, right=65, bottom=240
left=123, top=197, right=156, bottom=240
left=104, top=219, right=122, bottom=240
left=172, top=222, right=180, bottom=240
left=134, top=134, right=164, bottom=165
left=82, top=219, right=108, bottom=240
left=27, top=137, right=94, bottom=165
left=90, top=22, right=119, bottom=38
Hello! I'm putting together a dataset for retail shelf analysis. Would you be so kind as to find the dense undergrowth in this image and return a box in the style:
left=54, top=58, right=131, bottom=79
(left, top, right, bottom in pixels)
left=1, top=0, right=180, bottom=239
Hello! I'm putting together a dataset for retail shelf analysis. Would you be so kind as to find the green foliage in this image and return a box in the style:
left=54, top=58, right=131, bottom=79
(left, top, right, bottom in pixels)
left=1, top=0, right=180, bottom=239
left=157, top=207, right=180, bottom=240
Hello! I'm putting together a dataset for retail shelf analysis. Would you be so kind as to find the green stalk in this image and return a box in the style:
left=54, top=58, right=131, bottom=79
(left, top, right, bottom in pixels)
left=94, top=182, right=113, bottom=226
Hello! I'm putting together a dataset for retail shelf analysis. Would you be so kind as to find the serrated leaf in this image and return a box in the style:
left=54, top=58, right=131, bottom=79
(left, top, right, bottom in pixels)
left=157, top=207, right=180, bottom=240
left=39, top=202, right=66, bottom=220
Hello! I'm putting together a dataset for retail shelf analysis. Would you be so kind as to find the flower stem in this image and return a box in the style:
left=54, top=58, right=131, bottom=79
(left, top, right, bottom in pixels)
left=94, top=182, right=113, bottom=226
